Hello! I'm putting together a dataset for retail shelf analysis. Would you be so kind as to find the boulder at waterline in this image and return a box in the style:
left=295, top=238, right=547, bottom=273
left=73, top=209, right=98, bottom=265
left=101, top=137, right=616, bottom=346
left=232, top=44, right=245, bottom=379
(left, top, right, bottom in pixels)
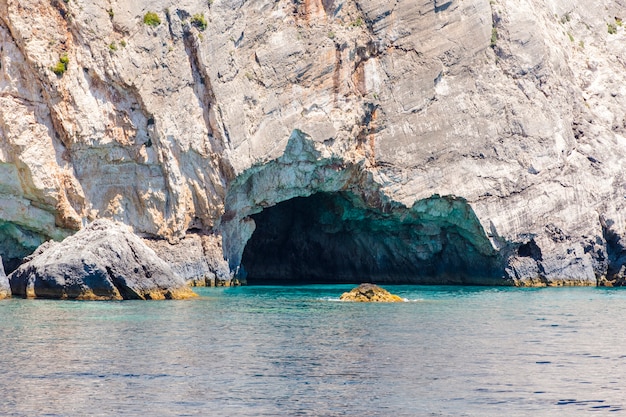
left=340, top=284, right=404, bottom=303
left=9, top=219, right=196, bottom=300
left=0, top=257, right=10, bottom=299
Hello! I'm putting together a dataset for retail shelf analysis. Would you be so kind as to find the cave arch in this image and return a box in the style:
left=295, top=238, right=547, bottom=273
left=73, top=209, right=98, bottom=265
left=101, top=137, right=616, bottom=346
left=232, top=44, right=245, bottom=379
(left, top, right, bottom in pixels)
left=219, top=130, right=506, bottom=285
left=240, top=191, right=504, bottom=285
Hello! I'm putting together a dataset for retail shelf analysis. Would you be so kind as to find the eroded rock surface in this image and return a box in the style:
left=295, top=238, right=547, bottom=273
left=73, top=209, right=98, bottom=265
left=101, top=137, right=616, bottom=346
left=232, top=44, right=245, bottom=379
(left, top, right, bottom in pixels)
left=9, top=219, right=196, bottom=300
left=144, top=232, right=231, bottom=286
left=340, top=283, right=404, bottom=302
left=1, top=0, right=626, bottom=286
left=0, top=256, right=10, bottom=299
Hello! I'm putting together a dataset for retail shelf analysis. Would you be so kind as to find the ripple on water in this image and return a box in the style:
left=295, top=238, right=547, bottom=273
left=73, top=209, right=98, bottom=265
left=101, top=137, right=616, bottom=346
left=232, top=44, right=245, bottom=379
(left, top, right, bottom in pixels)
left=0, top=285, right=625, bottom=416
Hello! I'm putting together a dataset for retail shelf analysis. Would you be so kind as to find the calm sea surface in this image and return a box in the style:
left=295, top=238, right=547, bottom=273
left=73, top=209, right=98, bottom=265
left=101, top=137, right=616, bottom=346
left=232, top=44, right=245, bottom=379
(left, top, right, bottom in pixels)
left=1, top=285, right=626, bottom=416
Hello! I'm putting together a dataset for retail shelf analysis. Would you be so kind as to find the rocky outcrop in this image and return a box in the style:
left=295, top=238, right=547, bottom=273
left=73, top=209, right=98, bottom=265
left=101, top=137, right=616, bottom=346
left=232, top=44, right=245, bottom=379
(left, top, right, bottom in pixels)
left=144, top=232, right=231, bottom=286
left=0, top=256, right=10, bottom=299
left=8, top=219, right=196, bottom=300
left=1, top=0, right=626, bottom=286
left=340, top=283, right=404, bottom=302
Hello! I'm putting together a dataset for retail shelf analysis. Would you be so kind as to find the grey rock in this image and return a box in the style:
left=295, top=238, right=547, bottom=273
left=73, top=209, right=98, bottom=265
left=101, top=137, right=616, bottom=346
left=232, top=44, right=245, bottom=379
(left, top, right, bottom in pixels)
left=0, top=256, right=10, bottom=299
left=505, top=234, right=597, bottom=287
left=600, top=216, right=626, bottom=286
left=144, top=232, right=231, bottom=286
left=8, top=220, right=196, bottom=300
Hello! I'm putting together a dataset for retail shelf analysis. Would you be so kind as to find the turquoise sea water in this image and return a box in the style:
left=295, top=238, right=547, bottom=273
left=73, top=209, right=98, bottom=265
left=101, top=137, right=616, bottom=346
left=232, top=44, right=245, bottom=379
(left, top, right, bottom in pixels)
left=1, top=285, right=626, bottom=416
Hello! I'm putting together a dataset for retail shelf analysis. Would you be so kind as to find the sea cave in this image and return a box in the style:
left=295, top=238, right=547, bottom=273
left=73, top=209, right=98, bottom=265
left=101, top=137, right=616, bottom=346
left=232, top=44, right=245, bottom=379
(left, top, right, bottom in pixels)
left=239, top=192, right=503, bottom=285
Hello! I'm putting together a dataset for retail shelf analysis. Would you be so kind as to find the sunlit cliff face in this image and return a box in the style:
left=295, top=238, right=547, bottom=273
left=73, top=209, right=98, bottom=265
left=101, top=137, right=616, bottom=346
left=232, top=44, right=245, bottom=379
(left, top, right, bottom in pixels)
left=2, top=0, right=626, bottom=286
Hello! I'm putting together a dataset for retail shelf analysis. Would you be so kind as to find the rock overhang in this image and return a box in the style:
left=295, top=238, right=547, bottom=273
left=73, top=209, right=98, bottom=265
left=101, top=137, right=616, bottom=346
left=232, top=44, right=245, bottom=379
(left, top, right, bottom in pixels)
left=218, top=131, right=508, bottom=285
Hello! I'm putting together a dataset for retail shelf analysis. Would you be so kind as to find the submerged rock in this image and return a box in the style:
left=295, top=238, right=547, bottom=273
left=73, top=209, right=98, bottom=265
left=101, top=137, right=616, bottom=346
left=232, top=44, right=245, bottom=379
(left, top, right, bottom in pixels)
left=9, top=220, right=196, bottom=300
left=340, top=284, right=404, bottom=303
left=0, top=257, right=10, bottom=299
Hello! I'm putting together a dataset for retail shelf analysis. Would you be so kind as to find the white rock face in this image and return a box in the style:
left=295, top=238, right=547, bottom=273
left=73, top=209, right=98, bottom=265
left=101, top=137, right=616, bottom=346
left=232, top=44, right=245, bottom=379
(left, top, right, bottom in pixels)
left=0, top=256, right=9, bottom=298
left=0, top=0, right=625, bottom=285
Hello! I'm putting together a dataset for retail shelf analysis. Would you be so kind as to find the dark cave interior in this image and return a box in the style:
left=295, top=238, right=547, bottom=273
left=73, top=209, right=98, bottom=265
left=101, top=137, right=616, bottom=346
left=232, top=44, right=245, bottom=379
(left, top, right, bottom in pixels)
left=240, top=192, right=501, bottom=285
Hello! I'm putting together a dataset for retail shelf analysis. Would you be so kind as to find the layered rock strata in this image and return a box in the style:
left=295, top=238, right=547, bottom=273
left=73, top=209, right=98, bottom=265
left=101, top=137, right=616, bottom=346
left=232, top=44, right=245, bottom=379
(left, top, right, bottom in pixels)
left=9, top=219, right=196, bottom=300
left=144, top=232, right=231, bottom=286
left=1, top=0, right=626, bottom=286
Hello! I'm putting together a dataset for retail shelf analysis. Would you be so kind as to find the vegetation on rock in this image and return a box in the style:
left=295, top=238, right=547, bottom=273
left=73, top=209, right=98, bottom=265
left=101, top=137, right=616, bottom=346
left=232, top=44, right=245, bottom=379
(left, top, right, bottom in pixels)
left=191, top=13, right=207, bottom=31
left=608, top=22, right=617, bottom=34
left=143, top=11, right=161, bottom=27
left=51, top=54, right=69, bottom=76
left=350, top=17, right=364, bottom=27
left=490, top=27, right=498, bottom=47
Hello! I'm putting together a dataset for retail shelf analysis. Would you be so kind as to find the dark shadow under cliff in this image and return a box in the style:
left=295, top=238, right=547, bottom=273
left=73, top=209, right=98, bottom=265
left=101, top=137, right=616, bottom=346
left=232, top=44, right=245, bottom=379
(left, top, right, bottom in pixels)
left=241, top=192, right=505, bottom=285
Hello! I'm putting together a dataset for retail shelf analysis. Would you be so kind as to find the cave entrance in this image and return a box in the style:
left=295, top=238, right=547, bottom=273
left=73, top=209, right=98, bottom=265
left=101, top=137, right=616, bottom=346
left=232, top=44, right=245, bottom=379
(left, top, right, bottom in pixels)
left=240, top=192, right=501, bottom=285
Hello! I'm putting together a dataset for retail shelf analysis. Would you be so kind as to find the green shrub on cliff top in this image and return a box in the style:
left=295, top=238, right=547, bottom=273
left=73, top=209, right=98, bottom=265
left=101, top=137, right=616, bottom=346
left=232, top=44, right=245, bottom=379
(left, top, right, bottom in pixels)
left=143, top=11, right=161, bottom=27
left=191, top=13, right=207, bottom=31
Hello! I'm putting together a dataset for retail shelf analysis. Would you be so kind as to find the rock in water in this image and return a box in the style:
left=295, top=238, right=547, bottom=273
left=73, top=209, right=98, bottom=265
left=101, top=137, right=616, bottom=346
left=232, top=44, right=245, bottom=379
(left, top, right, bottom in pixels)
left=0, top=257, right=10, bottom=299
left=340, top=284, right=404, bottom=302
left=8, top=220, right=196, bottom=300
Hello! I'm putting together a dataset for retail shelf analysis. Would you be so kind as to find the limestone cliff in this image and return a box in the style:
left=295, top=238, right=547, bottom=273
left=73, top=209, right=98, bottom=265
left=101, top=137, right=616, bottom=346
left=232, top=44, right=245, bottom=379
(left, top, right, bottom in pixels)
left=1, top=0, right=625, bottom=286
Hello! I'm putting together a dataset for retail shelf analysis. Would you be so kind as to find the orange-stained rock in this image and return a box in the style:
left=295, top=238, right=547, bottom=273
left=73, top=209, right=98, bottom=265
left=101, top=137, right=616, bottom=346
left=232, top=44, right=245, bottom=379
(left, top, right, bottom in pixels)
left=340, top=283, right=404, bottom=303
